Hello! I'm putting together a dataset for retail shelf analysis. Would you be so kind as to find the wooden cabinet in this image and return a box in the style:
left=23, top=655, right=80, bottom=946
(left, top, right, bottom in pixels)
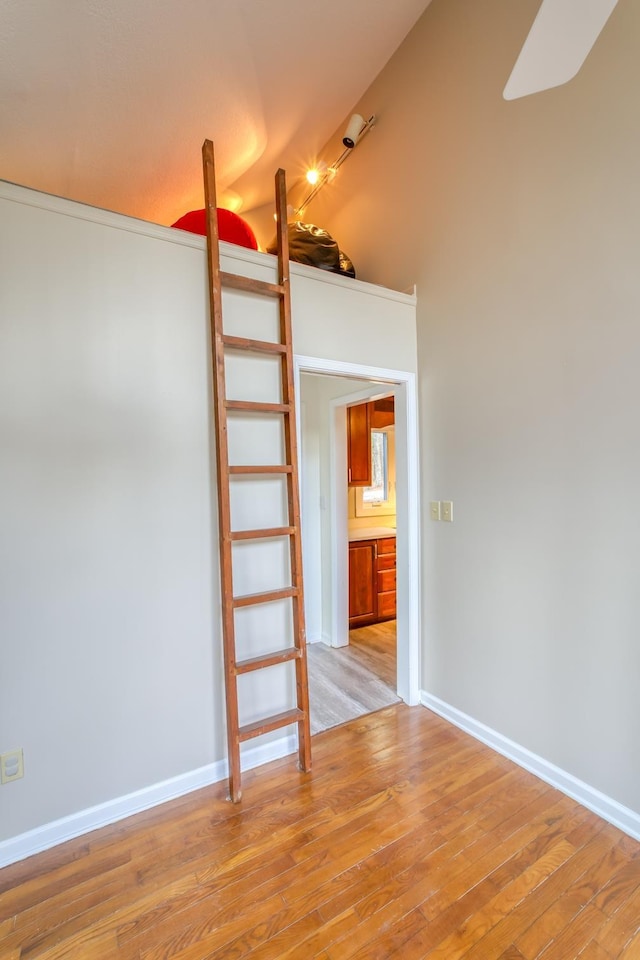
left=348, top=535, right=396, bottom=628
left=348, top=540, right=377, bottom=626
left=347, top=402, right=371, bottom=486
left=370, top=397, right=394, bottom=429
left=347, top=397, right=394, bottom=486
left=376, top=537, right=396, bottom=621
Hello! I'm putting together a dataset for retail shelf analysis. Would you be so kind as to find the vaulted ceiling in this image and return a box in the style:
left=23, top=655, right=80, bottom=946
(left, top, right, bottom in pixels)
left=0, top=0, right=432, bottom=226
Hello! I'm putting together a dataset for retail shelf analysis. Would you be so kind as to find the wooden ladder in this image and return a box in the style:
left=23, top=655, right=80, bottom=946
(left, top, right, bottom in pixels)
left=202, top=139, right=311, bottom=802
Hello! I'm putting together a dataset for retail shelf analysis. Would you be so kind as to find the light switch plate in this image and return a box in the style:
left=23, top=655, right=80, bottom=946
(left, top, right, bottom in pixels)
left=441, top=500, right=453, bottom=522
left=430, top=501, right=441, bottom=521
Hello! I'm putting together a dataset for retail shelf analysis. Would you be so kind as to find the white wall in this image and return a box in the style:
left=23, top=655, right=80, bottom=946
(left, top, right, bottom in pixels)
left=0, top=189, right=221, bottom=841
left=308, top=0, right=640, bottom=817
left=0, top=181, right=416, bottom=852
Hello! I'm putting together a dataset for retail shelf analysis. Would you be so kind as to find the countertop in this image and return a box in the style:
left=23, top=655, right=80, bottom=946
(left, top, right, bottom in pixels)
left=348, top=527, right=396, bottom=542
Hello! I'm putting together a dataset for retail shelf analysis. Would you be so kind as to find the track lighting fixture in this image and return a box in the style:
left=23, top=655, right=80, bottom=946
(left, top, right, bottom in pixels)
left=295, top=113, right=376, bottom=218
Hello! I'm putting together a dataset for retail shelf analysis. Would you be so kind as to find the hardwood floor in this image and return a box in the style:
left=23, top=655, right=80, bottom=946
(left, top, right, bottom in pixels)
left=308, top=621, right=399, bottom=734
left=1, top=704, right=639, bottom=959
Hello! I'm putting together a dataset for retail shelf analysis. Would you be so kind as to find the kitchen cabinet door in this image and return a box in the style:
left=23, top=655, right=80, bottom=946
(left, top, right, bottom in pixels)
left=347, top=403, right=371, bottom=486
left=348, top=540, right=377, bottom=626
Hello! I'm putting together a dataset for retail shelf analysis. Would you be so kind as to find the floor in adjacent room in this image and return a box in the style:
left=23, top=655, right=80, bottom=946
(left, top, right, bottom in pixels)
left=307, top=619, right=399, bottom=734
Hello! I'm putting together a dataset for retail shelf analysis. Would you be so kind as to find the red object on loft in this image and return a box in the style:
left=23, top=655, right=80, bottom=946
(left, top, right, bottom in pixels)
left=171, top=208, right=258, bottom=250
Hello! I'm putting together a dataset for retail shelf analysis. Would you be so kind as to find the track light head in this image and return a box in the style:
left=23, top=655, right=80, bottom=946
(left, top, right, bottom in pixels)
left=342, top=113, right=366, bottom=148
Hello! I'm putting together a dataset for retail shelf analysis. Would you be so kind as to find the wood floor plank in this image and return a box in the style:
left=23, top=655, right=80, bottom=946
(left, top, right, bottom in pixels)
left=347, top=906, right=430, bottom=960
left=277, top=907, right=360, bottom=960
left=514, top=834, right=624, bottom=958
left=536, top=902, right=610, bottom=960
left=384, top=874, right=503, bottom=959
left=116, top=852, right=298, bottom=955
left=223, top=911, right=326, bottom=960
left=618, top=835, right=640, bottom=860
left=29, top=929, right=122, bottom=960
left=1, top=704, right=638, bottom=960
left=335, top=822, right=484, bottom=932
left=416, top=841, right=578, bottom=959
left=590, top=853, right=640, bottom=918
left=577, top=941, right=615, bottom=960
left=618, top=928, right=640, bottom=959
left=322, top=818, right=519, bottom=959
left=0, top=841, right=91, bottom=898
left=311, top=819, right=480, bottom=928
left=593, top=885, right=640, bottom=957
left=451, top=826, right=618, bottom=959
left=0, top=847, right=132, bottom=923
left=420, top=798, right=585, bottom=926
left=324, top=903, right=425, bottom=960
left=8, top=804, right=241, bottom=936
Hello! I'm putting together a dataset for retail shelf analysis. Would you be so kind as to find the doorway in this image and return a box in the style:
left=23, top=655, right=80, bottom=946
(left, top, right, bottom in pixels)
left=295, top=355, right=421, bottom=732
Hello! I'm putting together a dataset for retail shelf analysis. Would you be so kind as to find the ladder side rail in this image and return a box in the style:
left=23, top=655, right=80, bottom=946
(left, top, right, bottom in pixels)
left=202, top=140, right=242, bottom=800
left=275, top=169, right=312, bottom=773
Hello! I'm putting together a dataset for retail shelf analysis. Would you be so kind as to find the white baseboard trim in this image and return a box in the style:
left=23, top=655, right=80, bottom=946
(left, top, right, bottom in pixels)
left=0, top=733, right=297, bottom=869
left=420, top=692, right=640, bottom=841
left=310, top=632, right=335, bottom=647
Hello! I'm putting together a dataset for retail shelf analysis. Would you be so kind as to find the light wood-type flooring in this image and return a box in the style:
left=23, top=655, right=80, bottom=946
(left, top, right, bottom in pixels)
left=2, top=704, right=640, bottom=958
left=308, top=621, right=399, bottom=734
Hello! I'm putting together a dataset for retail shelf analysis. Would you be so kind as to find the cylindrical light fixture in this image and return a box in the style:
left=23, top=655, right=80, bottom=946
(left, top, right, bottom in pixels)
left=342, top=113, right=366, bottom=148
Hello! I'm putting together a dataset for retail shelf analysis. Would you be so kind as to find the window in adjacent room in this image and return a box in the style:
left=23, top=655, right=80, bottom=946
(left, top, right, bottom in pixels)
left=355, top=427, right=396, bottom=517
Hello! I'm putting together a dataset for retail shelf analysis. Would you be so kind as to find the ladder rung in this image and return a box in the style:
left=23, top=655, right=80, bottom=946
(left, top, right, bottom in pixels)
left=229, top=465, right=293, bottom=475
left=222, top=335, right=286, bottom=355
left=230, top=526, right=295, bottom=541
left=239, top=708, right=306, bottom=742
left=235, top=647, right=301, bottom=675
left=232, top=587, right=299, bottom=609
left=225, top=400, right=290, bottom=414
left=221, top=272, right=285, bottom=299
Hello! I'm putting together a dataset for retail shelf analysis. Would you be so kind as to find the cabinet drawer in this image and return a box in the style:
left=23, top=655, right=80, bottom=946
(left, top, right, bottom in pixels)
left=378, top=569, right=396, bottom=593
left=378, top=537, right=396, bottom=555
left=377, top=553, right=396, bottom=570
left=378, top=591, right=396, bottom=619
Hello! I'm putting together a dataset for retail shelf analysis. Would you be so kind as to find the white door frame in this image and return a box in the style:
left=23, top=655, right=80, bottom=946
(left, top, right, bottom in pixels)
left=294, top=355, right=421, bottom=706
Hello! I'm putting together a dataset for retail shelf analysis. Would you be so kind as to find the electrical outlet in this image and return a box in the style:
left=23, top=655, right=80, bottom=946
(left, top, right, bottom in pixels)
left=441, top=500, right=454, bottom=522
left=1, top=748, right=24, bottom=784
left=430, top=500, right=441, bottom=521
